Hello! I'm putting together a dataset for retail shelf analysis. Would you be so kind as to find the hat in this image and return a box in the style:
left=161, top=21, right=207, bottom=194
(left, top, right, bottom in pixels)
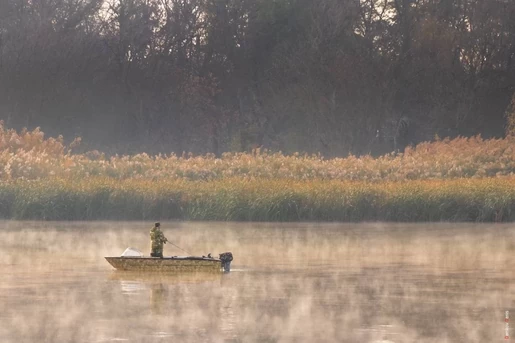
left=155, top=222, right=161, bottom=227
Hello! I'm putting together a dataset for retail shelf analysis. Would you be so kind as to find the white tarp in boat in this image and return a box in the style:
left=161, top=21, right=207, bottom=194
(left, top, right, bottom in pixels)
left=121, top=247, right=143, bottom=257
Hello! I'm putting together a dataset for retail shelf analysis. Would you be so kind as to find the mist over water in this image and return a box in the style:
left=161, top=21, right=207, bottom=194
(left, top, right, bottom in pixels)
left=1, top=221, right=514, bottom=342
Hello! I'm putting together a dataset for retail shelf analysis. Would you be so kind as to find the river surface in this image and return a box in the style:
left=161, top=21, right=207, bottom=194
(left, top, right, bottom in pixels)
left=1, top=221, right=514, bottom=342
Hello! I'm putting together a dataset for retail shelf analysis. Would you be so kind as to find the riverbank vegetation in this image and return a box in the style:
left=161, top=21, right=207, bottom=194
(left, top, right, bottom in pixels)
left=2, top=125, right=515, bottom=182
left=1, top=126, right=515, bottom=222
left=1, top=177, right=514, bottom=222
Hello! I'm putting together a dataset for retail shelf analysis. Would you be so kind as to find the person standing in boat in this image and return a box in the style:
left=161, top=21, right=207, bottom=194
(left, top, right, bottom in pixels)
left=150, top=222, right=168, bottom=258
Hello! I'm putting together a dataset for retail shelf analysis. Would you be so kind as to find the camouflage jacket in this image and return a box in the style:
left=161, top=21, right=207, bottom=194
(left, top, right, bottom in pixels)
left=150, top=226, right=168, bottom=253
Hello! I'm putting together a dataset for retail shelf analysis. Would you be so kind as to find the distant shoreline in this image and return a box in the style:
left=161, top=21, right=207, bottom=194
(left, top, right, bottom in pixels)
left=1, top=128, right=515, bottom=222
left=0, top=177, right=513, bottom=222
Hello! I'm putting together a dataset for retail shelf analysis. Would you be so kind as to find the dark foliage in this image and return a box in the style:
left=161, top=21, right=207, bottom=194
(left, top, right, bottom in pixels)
left=1, top=0, right=514, bottom=156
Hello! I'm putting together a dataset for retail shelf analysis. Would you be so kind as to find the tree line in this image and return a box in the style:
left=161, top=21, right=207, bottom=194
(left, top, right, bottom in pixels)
left=1, top=0, right=514, bottom=156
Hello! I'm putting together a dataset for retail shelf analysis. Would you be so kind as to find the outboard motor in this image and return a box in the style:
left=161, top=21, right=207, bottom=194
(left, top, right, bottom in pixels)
left=219, top=252, right=233, bottom=272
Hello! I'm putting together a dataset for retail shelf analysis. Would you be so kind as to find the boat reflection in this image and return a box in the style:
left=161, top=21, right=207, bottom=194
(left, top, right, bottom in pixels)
left=109, top=271, right=225, bottom=315
left=109, top=270, right=223, bottom=284
left=150, top=283, right=167, bottom=315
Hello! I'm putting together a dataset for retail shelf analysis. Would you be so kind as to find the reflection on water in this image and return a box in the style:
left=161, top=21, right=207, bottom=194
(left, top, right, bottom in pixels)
left=150, top=283, right=166, bottom=315
left=1, top=221, right=515, bottom=342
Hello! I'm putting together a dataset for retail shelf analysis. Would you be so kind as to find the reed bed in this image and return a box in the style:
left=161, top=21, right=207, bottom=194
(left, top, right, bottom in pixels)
left=1, top=125, right=515, bottom=182
left=1, top=124, right=515, bottom=221
left=1, top=177, right=514, bottom=221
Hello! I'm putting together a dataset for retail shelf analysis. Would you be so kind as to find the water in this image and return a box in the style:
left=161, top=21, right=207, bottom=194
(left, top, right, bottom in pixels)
left=1, top=221, right=514, bottom=342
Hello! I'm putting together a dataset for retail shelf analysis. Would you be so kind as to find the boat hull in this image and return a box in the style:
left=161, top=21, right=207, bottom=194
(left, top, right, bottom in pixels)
left=105, top=256, right=222, bottom=272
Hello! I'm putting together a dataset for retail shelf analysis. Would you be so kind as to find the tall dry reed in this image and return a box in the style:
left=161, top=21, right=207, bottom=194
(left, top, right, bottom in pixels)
left=1, top=124, right=514, bottom=221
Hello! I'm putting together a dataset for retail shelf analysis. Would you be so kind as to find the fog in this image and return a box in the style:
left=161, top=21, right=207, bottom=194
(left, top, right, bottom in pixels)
left=1, top=221, right=514, bottom=342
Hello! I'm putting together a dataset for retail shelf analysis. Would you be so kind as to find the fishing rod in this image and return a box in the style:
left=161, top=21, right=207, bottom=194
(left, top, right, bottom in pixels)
left=166, top=240, right=191, bottom=255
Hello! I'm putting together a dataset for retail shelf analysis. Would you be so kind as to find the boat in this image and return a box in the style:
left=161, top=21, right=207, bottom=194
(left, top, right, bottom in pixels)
left=105, top=248, right=233, bottom=272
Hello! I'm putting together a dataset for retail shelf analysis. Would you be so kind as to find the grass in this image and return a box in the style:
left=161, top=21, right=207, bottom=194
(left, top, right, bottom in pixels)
left=1, top=124, right=514, bottom=221
left=0, top=177, right=513, bottom=222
